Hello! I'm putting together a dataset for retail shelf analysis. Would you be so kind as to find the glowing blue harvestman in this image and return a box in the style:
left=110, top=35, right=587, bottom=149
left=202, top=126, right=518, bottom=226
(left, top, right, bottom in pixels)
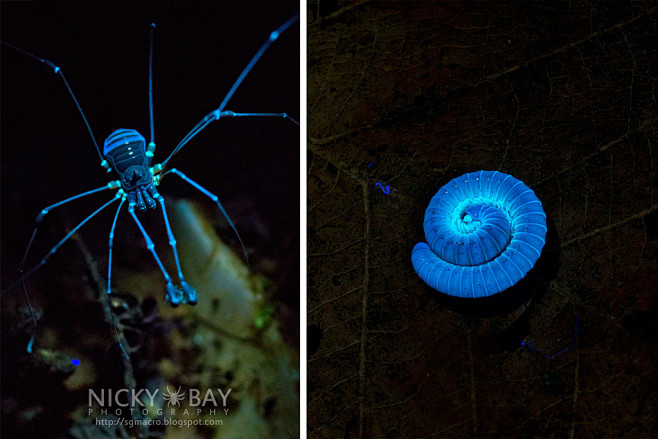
left=2, top=14, right=299, bottom=358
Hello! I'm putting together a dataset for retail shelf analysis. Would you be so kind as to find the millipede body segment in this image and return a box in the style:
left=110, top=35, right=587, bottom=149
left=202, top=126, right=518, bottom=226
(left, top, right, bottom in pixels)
left=412, top=171, right=547, bottom=298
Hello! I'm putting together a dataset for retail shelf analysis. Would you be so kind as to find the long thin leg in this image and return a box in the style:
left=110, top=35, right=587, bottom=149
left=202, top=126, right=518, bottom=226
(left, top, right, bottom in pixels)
left=21, top=278, right=38, bottom=353
left=163, top=168, right=249, bottom=269
left=107, top=197, right=130, bottom=359
left=0, top=40, right=102, bottom=162
left=24, top=188, right=114, bottom=274
left=21, top=195, right=121, bottom=352
left=128, top=205, right=185, bottom=306
left=160, top=14, right=299, bottom=169
left=148, top=23, right=156, bottom=147
left=157, top=196, right=197, bottom=304
left=19, top=184, right=116, bottom=272
left=147, top=23, right=157, bottom=157
left=217, top=14, right=299, bottom=115
left=224, top=111, right=299, bottom=125
left=14, top=193, right=121, bottom=289
left=165, top=112, right=298, bottom=164
left=108, top=197, right=126, bottom=296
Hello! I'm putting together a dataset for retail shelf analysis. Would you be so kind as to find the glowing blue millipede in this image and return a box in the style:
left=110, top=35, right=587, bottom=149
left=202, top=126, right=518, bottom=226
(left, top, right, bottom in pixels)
left=411, top=171, right=547, bottom=298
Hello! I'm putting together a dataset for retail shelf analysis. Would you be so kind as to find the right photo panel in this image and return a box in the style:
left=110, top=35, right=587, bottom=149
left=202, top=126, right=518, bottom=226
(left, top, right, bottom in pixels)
left=307, top=2, right=657, bottom=438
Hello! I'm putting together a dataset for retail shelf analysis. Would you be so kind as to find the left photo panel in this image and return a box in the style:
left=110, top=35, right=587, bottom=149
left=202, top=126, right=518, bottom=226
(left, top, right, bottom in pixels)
left=1, top=2, right=300, bottom=438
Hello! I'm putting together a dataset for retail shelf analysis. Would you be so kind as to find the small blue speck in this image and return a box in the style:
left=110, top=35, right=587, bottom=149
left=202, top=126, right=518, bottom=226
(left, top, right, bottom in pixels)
left=270, top=30, right=279, bottom=41
left=375, top=182, right=391, bottom=194
left=71, top=359, right=80, bottom=366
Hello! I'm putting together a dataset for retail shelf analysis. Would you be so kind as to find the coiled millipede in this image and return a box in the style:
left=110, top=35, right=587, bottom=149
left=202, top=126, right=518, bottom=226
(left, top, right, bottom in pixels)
left=412, top=171, right=547, bottom=298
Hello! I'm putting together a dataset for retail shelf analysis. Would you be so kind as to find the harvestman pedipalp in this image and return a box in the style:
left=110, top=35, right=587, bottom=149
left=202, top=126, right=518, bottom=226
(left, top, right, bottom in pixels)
left=1, top=14, right=299, bottom=359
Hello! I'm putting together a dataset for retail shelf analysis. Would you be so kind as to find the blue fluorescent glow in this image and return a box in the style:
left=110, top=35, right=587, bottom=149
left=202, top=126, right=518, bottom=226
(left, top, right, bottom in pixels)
left=71, top=359, right=80, bottom=366
left=159, top=14, right=299, bottom=169
left=522, top=315, right=579, bottom=359
left=103, top=128, right=146, bottom=156
left=411, top=171, right=547, bottom=298
left=375, top=182, right=390, bottom=194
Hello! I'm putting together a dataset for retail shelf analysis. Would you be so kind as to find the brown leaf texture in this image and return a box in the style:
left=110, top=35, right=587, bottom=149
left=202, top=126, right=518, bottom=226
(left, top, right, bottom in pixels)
left=308, top=2, right=658, bottom=438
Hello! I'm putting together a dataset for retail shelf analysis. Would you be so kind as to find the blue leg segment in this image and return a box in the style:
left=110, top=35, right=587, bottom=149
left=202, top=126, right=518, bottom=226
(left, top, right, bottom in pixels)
left=21, top=277, right=38, bottom=354
left=0, top=40, right=102, bottom=161
left=162, top=110, right=299, bottom=170
left=7, top=184, right=115, bottom=353
left=157, top=195, right=197, bottom=305
left=166, top=111, right=299, bottom=162
left=218, top=111, right=299, bottom=125
left=216, top=14, right=299, bottom=114
left=160, top=14, right=299, bottom=169
left=129, top=203, right=196, bottom=306
left=21, top=195, right=120, bottom=284
left=107, top=197, right=130, bottom=359
left=107, top=197, right=126, bottom=296
left=165, top=168, right=250, bottom=269
left=148, top=23, right=156, bottom=150
left=128, top=204, right=183, bottom=306
left=19, top=194, right=120, bottom=353
left=20, top=185, right=114, bottom=270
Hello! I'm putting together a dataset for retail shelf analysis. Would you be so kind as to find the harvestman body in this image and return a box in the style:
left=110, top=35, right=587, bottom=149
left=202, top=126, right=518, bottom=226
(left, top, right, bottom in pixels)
left=2, top=15, right=299, bottom=358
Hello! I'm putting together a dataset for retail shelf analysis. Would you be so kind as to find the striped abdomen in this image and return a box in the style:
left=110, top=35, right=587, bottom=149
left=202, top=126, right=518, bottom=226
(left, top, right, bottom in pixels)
left=103, top=128, right=159, bottom=210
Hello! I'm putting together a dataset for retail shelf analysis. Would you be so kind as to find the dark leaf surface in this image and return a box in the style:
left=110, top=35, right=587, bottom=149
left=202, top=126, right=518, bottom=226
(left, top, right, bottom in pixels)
left=308, top=2, right=657, bottom=438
